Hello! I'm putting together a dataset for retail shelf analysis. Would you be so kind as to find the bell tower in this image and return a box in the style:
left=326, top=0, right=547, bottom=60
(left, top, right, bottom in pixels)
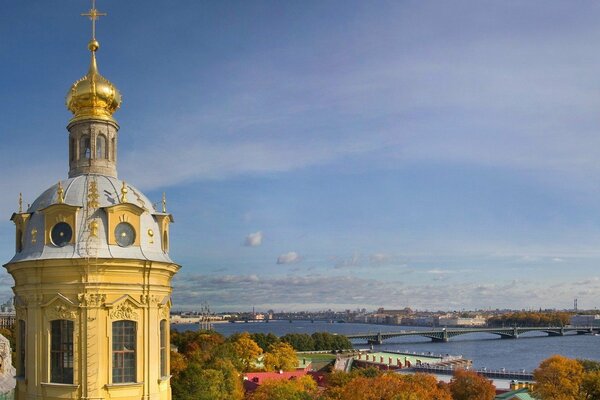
left=66, top=6, right=121, bottom=178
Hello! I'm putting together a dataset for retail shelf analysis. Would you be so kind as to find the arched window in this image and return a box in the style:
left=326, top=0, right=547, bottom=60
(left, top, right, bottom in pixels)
left=163, top=231, right=169, bottom=253
left=18, top=320, right=25, bottom=377
left=51, top=320, right=74, bottom=383
left=112, top=320, right=136, bottom=383
left=16, top=229, right=22, bottom=253
left=111, top=137, right=116, bottom=161
left=70, top=138, right=76, bottom=162
left=160, top=320, right=167, bottom=377
left=96, top=135, right=107, bottom=159
left=80, top=135, right=91, bottom=160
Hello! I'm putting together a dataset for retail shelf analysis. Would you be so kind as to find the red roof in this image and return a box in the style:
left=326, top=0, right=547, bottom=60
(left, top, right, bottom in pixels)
left=243, top=370, right=309, bottom=392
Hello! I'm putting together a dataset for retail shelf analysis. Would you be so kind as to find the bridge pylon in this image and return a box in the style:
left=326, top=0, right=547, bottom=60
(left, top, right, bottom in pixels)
left=368, top=332, right=383, bottom=345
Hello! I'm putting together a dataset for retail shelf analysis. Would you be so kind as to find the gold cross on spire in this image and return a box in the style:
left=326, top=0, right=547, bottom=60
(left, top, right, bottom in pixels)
left=81, top=0, right=107, bottom=40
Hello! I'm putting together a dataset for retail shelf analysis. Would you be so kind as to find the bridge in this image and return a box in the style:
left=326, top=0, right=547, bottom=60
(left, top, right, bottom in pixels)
left=346, top=326, right=600, bottom=344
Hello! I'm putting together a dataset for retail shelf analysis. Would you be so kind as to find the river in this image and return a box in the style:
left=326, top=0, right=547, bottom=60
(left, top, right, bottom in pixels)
left=172, top=320, right=600, bottom=371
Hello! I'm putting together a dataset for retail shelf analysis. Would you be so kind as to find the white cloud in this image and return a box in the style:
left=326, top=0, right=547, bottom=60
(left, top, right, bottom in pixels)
left=244, top=231, right=263, bottom=247
left=277, top=251, right=302, bottom=264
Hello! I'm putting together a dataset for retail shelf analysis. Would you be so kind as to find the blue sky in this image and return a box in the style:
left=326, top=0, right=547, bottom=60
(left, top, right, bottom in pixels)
left=2, top=1, right=600, bottom=311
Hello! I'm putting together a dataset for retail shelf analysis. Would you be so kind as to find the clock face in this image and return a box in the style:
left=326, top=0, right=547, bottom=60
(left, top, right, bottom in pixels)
left=51, top=222, right=73, bottom=247
left=115, top=222, right=135, bottom=247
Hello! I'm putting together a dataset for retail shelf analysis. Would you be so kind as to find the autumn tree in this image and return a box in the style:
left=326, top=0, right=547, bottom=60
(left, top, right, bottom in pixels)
left=263, top=342, right=298, bottom=371
left=249, top=375, right=317, bottom=400
left=533, top=355, right=584, bottom=400
left=322, top=372, right=451, bottom=400
left=230, top=332, right=263, bottom=371
left=448, top=369, right=496, bottom=400
left=170, top=350, right=187, bottom=376
left=170, top=330, right=244, bottom=400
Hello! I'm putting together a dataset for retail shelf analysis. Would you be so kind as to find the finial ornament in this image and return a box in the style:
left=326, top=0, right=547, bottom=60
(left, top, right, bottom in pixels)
left=57, top=182, right=65, bottom=204
left=162, top=192, right=167, bottom=213
left=121, top=182, right=128, bottom=203
left=18, top=193, right=23, bottom=213
left=81, top=0, right=107, bottom=43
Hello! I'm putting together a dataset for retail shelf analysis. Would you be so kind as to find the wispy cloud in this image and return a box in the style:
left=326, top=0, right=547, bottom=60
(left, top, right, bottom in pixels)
left=277, top=251, right=302, bottom=265
left=172, top=273, right=599, bottom=312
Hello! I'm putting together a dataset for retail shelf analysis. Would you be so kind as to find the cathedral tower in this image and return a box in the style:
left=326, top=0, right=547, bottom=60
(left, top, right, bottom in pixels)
left=4, top=4, right=180, bottom=399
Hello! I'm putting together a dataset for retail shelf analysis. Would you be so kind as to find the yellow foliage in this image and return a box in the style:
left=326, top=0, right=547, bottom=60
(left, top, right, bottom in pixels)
left=263, top=342, right=298, bottom=371
left=533, top=355, right=584, bottom=400
left=249, top=375, right=317, bottom=400
left=232, top=332, right=263, bottom=372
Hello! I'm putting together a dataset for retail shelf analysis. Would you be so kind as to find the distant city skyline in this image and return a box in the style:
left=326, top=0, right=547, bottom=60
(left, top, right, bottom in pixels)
left=2, top=1, right=600, bottom=311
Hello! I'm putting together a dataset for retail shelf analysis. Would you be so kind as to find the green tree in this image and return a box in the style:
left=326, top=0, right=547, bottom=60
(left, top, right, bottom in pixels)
left=582, top=370, right=600, bottom=400
left=250, top=333, right=280, bottom=352
left=263, top=342, right=298, bottom=371
left=448, top=369, right=496, bottom=400
left=281, top=333, right=315, bottom=351
left=579, top=359, right=600, bottom=372
left=533, top=355, right=584, bottom=400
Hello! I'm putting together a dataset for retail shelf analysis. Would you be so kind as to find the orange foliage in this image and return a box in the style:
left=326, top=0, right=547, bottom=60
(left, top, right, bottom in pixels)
left=449, top=369, right=496, bottom=400
left=322, top=372, right=451, bottom=400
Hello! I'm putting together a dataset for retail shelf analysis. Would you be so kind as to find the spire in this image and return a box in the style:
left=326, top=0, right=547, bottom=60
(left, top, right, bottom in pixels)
left=66, top=0, right=121, bottom=124
left=18, top=193, right=22, bottom=213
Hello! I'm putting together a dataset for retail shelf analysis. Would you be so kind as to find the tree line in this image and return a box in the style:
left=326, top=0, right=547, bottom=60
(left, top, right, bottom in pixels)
left=487, top=311, right=572, bottom=327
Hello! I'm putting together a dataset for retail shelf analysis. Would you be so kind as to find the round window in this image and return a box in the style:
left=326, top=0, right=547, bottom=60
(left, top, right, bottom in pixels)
left=115, top=222, right=136, bottom=247
left=51, top=222, right=73, bottom=247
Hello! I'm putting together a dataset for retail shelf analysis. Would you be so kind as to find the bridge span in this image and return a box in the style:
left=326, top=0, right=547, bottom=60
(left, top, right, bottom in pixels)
left=345, top=326, right=600, bottom=344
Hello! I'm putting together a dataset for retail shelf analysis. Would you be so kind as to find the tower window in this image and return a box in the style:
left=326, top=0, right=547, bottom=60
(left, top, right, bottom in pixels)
left=160, top=320, right=167, bottom=377
left=96, top=135, right=107, bottom=159
left=163, top=231, right=169, bottom=253
left=112, top=320, right=136, bottom=383
left=70, top=138, right=75, bottom=162
left=50, top=320, right=74, bottom=384
left=80, top=135, right=91, bottom=160
left=16, top=228, right=23, bottom=253
left=18, top=320, right=25, bottom=377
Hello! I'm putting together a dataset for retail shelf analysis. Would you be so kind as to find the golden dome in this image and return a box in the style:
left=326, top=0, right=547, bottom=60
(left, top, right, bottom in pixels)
left=66, top=40, right=121, bottom=123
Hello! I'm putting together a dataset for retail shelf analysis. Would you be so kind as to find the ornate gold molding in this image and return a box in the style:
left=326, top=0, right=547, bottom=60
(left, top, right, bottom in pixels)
left=109, top=301, right=138, bottom=320
left=46, top=304, right=78, bottom=321
left=78, top=293, right=106, bottom=307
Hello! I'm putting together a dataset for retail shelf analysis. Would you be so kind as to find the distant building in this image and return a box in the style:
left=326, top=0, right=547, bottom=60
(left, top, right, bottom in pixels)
left=438, top=314, right=487, bottom=327
left=0, top=313, right=15, bottom=329
left=570, top=314, right=600, bottom=326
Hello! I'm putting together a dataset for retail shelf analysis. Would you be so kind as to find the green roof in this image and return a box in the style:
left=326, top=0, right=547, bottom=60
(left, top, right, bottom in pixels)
left=495, top=388, right=535, bottom=400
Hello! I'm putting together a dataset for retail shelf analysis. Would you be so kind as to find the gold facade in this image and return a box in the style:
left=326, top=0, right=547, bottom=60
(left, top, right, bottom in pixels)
left=7, top=258, right=178, bottom=400
left=4, top=3, right=180, bottom=399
